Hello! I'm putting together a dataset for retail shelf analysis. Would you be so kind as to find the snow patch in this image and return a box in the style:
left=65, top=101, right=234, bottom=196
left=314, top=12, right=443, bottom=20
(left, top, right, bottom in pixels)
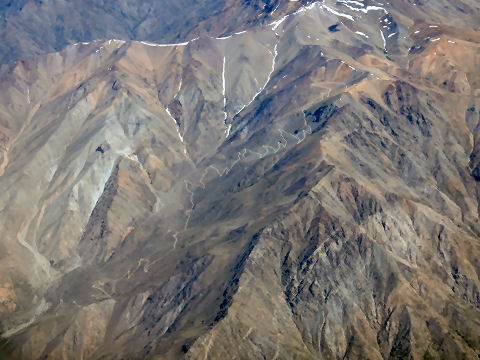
left=320, top=4, right=355, bottom=21
left=270, top=15, right=289, bottom=31
left=222, top=56, right=228, bottom=136
left=380, top=29, right=387, bottom=51
left=165, top=108, right=184, bottom=143
left=140, top=40, right=189, bottom=47
left=338, top=0, right=387, bottom=14
left=355, top=31, right=369, bottom=38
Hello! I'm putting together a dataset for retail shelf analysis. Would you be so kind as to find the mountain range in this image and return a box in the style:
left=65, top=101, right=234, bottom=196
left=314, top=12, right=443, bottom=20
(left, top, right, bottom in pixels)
left=0, top=0, right=479, bottom=358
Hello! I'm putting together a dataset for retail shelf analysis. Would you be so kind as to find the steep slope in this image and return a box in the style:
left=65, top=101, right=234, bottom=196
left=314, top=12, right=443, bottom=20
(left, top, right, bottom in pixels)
left=0, top=0, right=479, bottom=359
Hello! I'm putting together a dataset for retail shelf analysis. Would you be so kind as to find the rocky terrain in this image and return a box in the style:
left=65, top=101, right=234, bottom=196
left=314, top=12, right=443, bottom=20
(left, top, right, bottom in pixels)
left=0, top=0, right=479, bottom=359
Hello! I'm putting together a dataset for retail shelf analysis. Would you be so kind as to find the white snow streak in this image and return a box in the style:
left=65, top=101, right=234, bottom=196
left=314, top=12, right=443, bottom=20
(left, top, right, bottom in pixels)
left=165, top=107, right=184, bottom=144
left=140, top=40, right=189, bottom=47
left=355, top=31, right=369, bottom=38
left=320, top=4, right=354, bottom=21
left=216, top=34, right=233, bottom=40
left=222, top=56, right=228, bottom=137
left=175, top=78, right=182, bottom=99
left=335, top=0, right=387, bottom=15
left=340, top=3, right=387, bottom=14
left=380, top=29, right=387, bottom=51
left=270, top=15, right=289, bottom=31
left=340, top=0, right=364, bottom=6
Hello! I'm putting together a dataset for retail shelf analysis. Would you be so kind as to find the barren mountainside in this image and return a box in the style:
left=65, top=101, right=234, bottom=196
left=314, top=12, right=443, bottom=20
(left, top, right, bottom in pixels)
left=0, top=0, right=479, bottom=359
left=0, top=0, right=303, bottom=65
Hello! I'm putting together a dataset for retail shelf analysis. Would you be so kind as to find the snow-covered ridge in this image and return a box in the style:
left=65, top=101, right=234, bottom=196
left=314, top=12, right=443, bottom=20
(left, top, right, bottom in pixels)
left=70, top=39, right=126, bottom=47
left=338, top=0, right=387, bottom=14
left=140, top=38, right=196, bottom=47
left=68, top=0, right=391, bottom=56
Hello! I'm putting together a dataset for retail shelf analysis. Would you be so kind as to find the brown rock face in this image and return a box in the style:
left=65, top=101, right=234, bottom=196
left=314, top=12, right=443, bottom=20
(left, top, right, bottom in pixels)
left=0, top=0, right=479, bottom=359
